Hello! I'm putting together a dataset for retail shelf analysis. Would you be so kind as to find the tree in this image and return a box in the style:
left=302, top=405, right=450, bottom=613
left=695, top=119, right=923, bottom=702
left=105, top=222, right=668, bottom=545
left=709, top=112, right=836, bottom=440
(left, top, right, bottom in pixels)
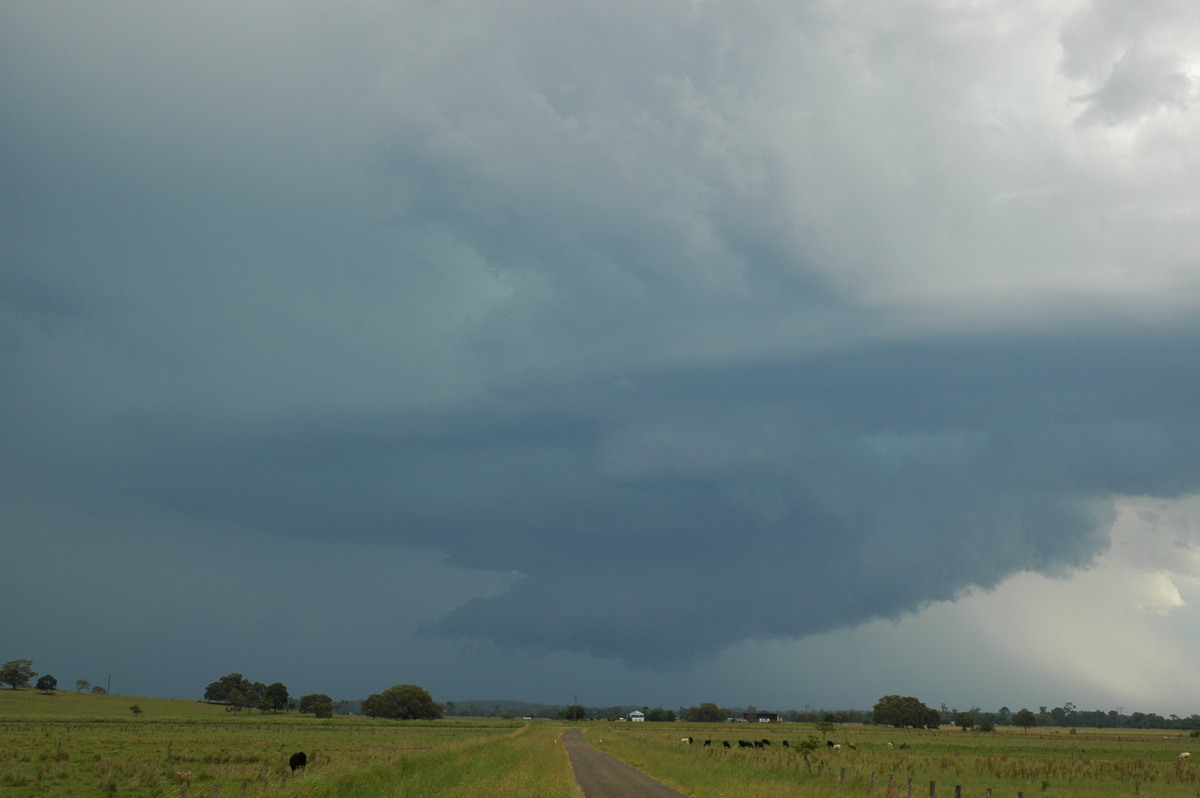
left=873, top=695, right=940, bottom=729
left=683, top=703, right=725, bottom=723
left=262, top=682, right=289, bottom=713
left=205, top=673, right=248, bottom=703
left=361, top=684, right=442, bottom=720
left=36, top=675, right=58, bottom=694
left=561, top=704, right=587, bottom=721
left=1, top=660, right=37, bottom=690
left=75, top=679, right=90, bottom=693
left=954, top=711, right=975, bottom=731
left=130, top=704, right=143, bottom=716
left=1014, top=708, right=1037, bottom=734
left=204, top=673, right=264, bottom=711
left=300, top=693, right=334, bottom=718
left=795, top=735, right=822, bottom=772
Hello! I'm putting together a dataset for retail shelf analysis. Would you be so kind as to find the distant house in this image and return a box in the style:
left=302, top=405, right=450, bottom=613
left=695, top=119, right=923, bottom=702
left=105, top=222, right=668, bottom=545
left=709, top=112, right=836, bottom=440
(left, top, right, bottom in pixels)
left=630, top=710, right=645, bottom=722
left=748, top=711, right=782, bottom=723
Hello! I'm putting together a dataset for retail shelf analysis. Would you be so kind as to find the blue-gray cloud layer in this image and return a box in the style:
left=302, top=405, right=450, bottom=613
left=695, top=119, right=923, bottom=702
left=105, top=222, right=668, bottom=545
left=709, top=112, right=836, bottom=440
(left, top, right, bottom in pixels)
left=4, top=0, right=1200, bottom=677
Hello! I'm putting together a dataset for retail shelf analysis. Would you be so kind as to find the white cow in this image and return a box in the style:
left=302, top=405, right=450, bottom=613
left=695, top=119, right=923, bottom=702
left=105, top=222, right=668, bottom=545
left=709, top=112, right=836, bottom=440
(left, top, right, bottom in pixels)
left=1180, top=752, right=1192, bottom=761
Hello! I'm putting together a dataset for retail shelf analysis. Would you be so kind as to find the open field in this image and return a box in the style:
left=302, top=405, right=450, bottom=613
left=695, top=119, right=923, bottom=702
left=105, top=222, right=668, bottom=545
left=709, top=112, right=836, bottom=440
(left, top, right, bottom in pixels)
left=0, top=690, right=580, bottom=797
left=5, top=689, right=1198, bottom=797
left=587, top=721, right=1200, bottom=797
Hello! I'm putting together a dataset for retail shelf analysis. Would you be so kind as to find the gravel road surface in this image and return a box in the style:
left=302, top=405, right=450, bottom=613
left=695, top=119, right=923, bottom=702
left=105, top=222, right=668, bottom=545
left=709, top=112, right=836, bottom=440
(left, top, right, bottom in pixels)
left=561, top=728, right=691, bottom=798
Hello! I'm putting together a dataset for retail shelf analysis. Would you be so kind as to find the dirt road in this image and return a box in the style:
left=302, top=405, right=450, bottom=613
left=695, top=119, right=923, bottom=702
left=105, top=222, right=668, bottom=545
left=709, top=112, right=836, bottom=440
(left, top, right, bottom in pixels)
left=561, top=728, right=691, bottom=798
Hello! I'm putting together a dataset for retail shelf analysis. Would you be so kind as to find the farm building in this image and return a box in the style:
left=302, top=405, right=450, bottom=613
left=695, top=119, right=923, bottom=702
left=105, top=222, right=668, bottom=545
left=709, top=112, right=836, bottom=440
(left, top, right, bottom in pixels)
left=629, top=711, right=645, bottom=722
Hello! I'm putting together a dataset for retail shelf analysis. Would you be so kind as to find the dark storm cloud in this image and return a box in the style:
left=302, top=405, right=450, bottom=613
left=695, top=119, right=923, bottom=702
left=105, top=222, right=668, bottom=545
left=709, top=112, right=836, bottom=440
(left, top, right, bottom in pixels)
left=46, top=327, right=1193, bottom=664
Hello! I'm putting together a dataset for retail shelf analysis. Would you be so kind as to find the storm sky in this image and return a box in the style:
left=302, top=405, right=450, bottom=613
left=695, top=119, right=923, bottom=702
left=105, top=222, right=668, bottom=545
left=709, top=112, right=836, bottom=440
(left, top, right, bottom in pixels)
left=4, top=0, right=1200, bottom=715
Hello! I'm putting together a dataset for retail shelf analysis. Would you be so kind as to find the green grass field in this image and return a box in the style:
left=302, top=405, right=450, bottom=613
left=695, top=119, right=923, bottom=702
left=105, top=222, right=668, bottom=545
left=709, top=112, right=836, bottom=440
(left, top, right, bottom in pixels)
left=587, top=721, right=1200, bottom=797
left=4, top=689, right=1197, bottom=797
left=0, top=689, right=580, bottom=797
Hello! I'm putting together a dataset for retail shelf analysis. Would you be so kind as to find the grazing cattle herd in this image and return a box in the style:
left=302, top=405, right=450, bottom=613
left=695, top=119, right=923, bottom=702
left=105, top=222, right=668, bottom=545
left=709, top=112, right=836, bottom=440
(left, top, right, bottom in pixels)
left=670, top=736, right=1192, bottom=765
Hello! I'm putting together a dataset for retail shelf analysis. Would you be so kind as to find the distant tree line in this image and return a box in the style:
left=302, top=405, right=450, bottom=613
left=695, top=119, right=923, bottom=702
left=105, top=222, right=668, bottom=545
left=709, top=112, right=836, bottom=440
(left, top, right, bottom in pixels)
left=1, top=659, right=108, bottom=695
left=202, top=672, right=332, bottom=718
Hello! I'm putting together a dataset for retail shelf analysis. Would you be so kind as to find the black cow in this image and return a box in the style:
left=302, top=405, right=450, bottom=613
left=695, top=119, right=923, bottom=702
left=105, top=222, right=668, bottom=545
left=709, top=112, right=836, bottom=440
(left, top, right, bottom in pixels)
left=827, top=740, right=836, bottom=748
left=738, top=740, right=753, bottom=748
left=702, top=739, right=711, bottom=747
left=289, top=751, right=307, bottom=772
left=722, top=740, right=731, bottom=748
left=761, top=739, right=771, bottom=746
left=782, top=740, right=789, bottom=747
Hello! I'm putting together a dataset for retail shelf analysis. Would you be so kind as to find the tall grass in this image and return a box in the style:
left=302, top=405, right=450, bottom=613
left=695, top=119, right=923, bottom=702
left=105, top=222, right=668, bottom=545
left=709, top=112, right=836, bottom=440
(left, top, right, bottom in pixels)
left=288, top=724, right=581, bottom=798
left=590, top=722, right=1200, bottom=798
left=0, top=689, right=571, bottom=797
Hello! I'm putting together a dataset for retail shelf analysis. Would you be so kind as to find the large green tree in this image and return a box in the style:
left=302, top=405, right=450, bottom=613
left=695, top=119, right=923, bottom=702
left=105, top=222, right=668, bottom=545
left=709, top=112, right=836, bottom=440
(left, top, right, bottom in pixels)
left=36, top=675, right=58, bottom=694
left=261, top=682, right=290, bottom=713
left=0, top=660, right=37, bottom=690
left=204, top=673, right=264, bottom=710
left=872, top=695, right=940, bottom=729
left=299, top=693, right=334, bottom=718
left=683, top=702, right=726, bottom=723
left=361, top=684, right=442, bottom=720
left=1013, top=708, right=1037, bottom=734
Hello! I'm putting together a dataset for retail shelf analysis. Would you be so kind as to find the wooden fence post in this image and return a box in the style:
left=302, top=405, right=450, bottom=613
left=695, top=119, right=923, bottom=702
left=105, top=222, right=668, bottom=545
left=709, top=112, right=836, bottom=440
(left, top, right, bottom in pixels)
left=929, top=780, right=936, bottom=797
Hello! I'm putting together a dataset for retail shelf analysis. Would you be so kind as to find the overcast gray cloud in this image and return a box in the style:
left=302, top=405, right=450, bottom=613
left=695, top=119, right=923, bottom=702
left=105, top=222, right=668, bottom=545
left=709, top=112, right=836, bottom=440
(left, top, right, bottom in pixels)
left=4, top=0, right=1200, bottom=710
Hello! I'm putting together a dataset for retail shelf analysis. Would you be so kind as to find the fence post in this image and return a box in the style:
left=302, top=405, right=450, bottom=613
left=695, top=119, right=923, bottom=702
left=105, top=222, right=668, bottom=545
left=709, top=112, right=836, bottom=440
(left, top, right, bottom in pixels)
left=955, top=787, right=962, bottom=798
left=929, top=780, right=936, bottom=797
left=908, top=777, right=914, bottom=796
left=840, top=767, right=846, bottom=783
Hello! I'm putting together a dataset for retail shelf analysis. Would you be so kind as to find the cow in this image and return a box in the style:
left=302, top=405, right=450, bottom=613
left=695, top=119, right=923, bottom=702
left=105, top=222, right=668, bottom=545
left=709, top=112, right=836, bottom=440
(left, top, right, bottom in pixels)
left=848, top=743, right=857, bottom=750
left=761, top=739, right=771, bottom=746
left=782, top=740, right=789, bottom=747
left=702, top=739, right=711, bottom=747
left=739, top=740, right=753, bottom=748
left=288, top=751, right=307, bottom=772
left=723, top=740, right=731, bottom=748
left=831, top=744, right=841, bottom=752
left=827, top=740, right=836, bottom=748
left=1181, top=752, right=1192, bottom=761
left=680, top=737, right=693, bottom=744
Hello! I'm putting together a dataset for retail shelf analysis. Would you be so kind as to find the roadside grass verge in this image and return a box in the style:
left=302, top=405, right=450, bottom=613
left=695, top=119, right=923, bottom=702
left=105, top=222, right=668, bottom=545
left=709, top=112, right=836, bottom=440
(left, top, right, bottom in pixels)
left=288, top=724, right=581, bottom=798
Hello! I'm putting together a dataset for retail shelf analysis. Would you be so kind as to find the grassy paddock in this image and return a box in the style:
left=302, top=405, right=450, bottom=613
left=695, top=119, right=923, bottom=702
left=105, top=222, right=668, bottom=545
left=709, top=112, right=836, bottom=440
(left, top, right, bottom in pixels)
left=588, top=721, right=1200, bottom=798
left=0, top=689, right=578, bottom=797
